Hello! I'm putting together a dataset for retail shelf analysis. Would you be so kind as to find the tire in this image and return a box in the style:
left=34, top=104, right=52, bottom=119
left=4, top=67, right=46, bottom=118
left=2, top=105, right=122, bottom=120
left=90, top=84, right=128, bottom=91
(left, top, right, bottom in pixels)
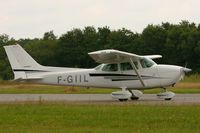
left=119, top=99, right=128, bottom=102
left=165, top=98, right=172, bottom=101
left=131, top=97, right=139, bottom=100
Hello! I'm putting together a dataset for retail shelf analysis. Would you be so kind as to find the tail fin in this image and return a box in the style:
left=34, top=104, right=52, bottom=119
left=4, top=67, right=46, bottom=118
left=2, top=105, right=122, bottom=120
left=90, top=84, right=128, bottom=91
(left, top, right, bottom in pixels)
left=4, top=44, right=43, bottom=80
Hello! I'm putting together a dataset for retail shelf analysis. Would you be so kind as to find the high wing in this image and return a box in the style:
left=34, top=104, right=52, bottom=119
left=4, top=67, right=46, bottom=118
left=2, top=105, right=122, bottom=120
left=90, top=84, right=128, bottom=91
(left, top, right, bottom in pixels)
left=88, top=49, right=162, bottom=64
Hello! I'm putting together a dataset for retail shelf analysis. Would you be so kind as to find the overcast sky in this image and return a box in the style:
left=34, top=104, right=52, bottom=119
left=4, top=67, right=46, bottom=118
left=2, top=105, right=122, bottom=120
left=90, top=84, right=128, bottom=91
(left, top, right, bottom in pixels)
left=0, top=0, right=199, bottom=39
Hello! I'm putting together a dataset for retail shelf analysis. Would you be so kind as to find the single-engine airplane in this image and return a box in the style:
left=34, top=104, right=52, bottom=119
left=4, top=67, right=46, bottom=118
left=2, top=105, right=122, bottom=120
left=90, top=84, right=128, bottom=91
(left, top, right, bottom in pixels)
left=4, top=44, right=191, bottom=101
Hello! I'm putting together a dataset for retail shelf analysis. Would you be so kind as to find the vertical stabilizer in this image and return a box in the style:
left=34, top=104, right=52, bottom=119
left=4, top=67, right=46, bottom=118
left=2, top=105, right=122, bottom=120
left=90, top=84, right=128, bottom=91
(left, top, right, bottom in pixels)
left=4, top=44, right=42, bottom=80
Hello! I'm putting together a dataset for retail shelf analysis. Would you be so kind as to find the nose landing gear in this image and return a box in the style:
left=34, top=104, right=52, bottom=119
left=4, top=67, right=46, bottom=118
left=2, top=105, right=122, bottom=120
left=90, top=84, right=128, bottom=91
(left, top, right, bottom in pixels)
left=157, top=88, right=175, bottom=100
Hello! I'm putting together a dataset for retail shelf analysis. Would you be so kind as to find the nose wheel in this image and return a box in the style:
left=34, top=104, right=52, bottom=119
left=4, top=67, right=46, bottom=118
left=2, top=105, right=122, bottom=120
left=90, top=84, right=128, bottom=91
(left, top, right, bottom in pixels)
left=157, top=88, right=175, bottom=100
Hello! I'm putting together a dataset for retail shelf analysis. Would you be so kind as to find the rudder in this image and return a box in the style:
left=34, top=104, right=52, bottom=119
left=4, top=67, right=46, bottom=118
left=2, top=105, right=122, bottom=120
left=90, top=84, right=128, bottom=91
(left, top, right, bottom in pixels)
left=4, top=44, right=42, bottom=80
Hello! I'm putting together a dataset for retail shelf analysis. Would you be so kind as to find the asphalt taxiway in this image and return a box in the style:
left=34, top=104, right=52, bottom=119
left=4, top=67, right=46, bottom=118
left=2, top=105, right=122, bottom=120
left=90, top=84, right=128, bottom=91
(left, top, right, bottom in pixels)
left=0, top=94, right=200, bottom=104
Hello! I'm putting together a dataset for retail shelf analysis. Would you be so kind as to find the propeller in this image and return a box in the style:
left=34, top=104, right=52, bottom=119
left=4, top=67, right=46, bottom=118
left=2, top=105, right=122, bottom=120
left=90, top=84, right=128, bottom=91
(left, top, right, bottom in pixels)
left=179, top=65, right=192, bottom=80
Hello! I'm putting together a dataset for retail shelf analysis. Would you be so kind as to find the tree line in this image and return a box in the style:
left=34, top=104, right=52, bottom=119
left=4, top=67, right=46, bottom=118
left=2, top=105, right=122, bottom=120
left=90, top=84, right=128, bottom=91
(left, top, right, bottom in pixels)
left=0, top=21, right=200, bottom=80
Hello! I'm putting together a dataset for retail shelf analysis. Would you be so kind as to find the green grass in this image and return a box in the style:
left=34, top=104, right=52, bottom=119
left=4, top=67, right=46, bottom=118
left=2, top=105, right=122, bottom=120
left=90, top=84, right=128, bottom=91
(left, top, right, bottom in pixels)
left=182, top=73, right=200, bottom=83
left=0, top=104, right=199, bottom=133
left=0, top=83, right=116, bottom=94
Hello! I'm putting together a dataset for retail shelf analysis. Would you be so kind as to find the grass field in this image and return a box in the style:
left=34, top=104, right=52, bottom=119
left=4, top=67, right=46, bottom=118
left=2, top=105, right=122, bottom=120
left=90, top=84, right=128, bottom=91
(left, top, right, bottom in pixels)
left=0, top=103, right=199, bottom=133
left=181, top=74, right=200, bottom=83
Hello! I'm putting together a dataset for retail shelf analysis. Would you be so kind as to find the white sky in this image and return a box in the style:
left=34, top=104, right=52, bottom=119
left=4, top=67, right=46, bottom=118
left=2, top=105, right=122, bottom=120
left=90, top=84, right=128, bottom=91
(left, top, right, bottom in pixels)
left=0, top=0, right=199, bottom=39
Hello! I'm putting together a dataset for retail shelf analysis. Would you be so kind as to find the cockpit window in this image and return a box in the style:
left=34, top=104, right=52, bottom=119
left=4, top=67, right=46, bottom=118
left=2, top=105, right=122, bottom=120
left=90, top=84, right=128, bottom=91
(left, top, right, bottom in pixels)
left=102, top=64, right=118, bottom=71
left=140, top=58, right=155, bottom=68
left=120, top=62, right=138, bottom=71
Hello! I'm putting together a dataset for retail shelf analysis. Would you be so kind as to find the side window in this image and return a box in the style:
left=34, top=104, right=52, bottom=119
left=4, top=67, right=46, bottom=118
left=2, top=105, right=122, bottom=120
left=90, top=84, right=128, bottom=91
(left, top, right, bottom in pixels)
left=102, top=64, right=118, bottom=71
left=120, top=62, right=132, bottom=71
left=120, top=62, right=138, bottom=71
left=140, top=58, right=154, bottom=68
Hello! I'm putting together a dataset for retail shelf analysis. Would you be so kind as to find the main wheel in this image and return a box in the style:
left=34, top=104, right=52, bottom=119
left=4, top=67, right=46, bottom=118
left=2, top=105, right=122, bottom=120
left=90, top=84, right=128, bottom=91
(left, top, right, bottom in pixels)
left=119, top=99, right=128, bottom=102
left=165, top=98, right=172, bottom=101
left=130, top=97, right=139, bottom=100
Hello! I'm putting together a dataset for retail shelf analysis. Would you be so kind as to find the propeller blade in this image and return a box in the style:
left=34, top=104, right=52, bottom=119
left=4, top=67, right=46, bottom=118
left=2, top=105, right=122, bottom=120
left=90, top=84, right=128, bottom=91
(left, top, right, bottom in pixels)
left=183, top=68, right=192, bottom=73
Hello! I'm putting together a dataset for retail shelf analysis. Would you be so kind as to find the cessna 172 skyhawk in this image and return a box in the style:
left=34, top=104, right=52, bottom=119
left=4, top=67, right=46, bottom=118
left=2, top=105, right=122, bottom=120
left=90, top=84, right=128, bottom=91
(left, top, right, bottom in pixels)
left=4, top=44, right=191, bottom=101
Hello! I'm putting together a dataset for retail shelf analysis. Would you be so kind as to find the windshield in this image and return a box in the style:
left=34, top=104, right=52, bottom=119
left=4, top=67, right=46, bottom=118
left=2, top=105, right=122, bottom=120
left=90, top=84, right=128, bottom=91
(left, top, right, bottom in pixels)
left=140, top=58, right=156, bottom=68
left=94, top=64, right=103, bottom=70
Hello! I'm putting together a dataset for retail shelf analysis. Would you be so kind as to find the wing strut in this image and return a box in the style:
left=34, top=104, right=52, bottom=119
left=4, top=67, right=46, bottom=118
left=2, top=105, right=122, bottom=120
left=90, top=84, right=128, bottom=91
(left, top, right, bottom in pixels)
left=129, top=58, right=145, bottom=87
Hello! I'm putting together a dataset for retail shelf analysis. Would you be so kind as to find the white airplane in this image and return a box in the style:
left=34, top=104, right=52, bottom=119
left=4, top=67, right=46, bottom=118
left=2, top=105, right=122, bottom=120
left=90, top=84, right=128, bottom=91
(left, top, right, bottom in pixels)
left=4, top=44, right=191, bottom=101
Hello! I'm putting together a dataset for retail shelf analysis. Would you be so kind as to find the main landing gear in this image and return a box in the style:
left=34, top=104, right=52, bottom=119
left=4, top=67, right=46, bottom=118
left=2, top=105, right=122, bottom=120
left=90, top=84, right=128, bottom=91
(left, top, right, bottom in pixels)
left=157, top=88, right=175, bottom=100
left=111, top=87, right=143, bottom=102
left=111, top=90, right=131, bottom=102
left=129, top=90, right=143, bottom=101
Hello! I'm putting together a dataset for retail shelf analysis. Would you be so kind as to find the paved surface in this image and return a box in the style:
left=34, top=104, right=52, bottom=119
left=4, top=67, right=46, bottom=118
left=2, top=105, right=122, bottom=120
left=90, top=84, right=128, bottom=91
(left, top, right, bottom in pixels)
left=0, top=94, right=200, bottom=104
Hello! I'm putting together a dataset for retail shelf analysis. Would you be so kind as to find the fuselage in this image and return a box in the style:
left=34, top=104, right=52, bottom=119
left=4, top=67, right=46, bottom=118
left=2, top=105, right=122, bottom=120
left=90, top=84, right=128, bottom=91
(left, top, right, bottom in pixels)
left=26, top=63, right=183, bottom=90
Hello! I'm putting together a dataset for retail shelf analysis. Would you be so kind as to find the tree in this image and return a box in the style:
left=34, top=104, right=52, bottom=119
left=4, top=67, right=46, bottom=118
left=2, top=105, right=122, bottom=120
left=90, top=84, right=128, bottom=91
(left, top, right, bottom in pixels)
left=97, top=26, right=111, bottom=49
left=0, top=34, right=15, bottom=80
left=43, top=30, right=57, bottom=40
left=57, top=28, right=84, bottom=67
